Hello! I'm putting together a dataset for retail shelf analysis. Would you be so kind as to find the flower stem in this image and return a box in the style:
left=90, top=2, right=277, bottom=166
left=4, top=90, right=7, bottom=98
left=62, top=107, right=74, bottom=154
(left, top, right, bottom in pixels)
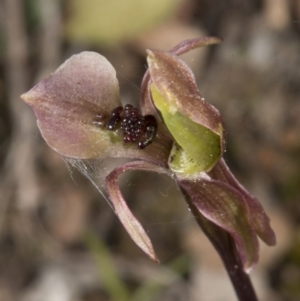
left=185, top=194, right=259, bottom=301
left=219, top=237, right=258, bottom=301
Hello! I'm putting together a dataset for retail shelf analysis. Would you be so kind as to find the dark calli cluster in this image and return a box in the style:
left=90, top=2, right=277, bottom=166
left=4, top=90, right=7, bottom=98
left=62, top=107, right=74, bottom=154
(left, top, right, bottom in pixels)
left=107, top=104, right=158, bottom=149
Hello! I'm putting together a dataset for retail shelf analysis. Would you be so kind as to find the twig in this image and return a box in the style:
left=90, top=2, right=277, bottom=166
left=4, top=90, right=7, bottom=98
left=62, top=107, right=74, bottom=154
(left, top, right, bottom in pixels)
left=2, top=0, right=39, bottom=223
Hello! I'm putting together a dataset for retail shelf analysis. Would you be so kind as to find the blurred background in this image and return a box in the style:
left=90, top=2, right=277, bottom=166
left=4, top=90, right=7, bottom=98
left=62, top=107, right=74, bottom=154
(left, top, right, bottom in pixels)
left=0, top=0, right=300, bottom=300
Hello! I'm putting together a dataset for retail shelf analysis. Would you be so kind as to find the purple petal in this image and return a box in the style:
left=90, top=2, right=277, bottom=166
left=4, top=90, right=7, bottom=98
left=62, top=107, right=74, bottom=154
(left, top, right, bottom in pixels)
left=140, top=71, right=156, bottom=116
left=179, top=176, right=259, bottom=272
left=140, top=71, right=173, bottom=141
left=21, top=52, right=121, bottom=158
left=141, top=37, right=222, bottom=113
left=169, top=37, right=223, bottom=56
left=186, top=198, right=253, bottom=280
left=21, top=52, right=171, bottom=165
left=209, top=159, right=276, bottom=246
left=105, top=161, right=171, bottom=262
left=141, top=37, right=222, bottom=117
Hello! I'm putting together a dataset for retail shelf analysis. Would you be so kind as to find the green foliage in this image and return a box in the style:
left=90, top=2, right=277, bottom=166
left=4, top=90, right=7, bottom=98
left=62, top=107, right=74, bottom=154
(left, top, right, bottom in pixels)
left=131, top=255, right=190, bottom=301
left=66, top=0, right=184, bottom=46
left=85, top=230, right=190, bottom=301
left=85, top=230, right=131, bottom=301
left=25, top=0, right=40, bottom=32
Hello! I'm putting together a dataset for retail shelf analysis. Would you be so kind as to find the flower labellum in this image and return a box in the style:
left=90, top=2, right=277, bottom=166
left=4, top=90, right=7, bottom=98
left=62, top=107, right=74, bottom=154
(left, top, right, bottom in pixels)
left=21, top=52, right=170, bottom=164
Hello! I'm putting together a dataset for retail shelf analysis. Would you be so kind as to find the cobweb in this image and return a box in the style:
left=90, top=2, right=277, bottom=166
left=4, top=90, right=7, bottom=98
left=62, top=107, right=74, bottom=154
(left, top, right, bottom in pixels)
left=63, top=157, right=122, bottom=212
left=63, top=156, right=192, bottom=220
left=62, top=156, right=193, bottom=260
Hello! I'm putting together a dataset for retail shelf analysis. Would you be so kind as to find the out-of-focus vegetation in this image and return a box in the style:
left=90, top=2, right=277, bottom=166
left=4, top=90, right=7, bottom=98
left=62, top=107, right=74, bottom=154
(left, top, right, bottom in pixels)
left=66, top=0, right=184, bottom=46
left=0, top=0, right=300, bottom=300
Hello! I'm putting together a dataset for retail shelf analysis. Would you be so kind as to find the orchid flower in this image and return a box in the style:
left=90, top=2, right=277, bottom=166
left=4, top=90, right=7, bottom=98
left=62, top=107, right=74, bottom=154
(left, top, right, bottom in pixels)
left=21, top=37, right=276, bottom=301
